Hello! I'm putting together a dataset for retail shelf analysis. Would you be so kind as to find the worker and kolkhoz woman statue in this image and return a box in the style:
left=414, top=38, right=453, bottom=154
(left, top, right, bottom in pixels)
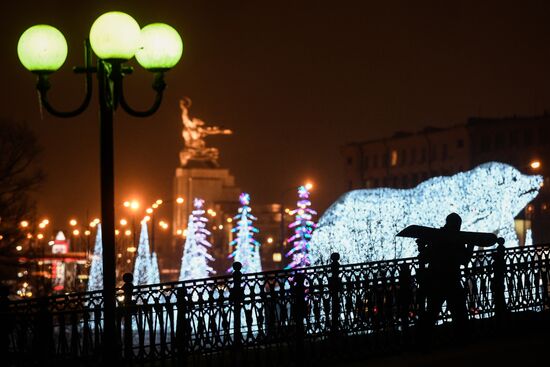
left=398, top=213, right=504, bottom=345
left=179, top=97, right=232, bottom=167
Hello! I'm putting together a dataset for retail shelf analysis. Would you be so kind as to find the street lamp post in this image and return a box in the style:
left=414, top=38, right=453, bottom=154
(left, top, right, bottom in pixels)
left=17, top=11, right=183, bottom=361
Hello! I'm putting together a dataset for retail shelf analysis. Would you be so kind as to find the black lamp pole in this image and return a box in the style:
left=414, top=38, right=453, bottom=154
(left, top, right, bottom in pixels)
left=33, top=40, right=167, bottom=361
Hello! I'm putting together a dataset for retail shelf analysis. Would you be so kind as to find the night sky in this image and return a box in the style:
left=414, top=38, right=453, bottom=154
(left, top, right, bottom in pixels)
left=3, top=1, right=550, bottom=227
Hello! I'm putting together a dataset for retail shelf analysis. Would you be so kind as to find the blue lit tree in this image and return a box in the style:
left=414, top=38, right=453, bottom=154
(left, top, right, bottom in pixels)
left=87, top=224, right=103, bottom=291
left=179, top=198, right=215, bottom=281
left=229, top=192, right=262, bottom=273
left=285, top=185, right=317, bottom=269
left=133, top=221, right=153, bottom=286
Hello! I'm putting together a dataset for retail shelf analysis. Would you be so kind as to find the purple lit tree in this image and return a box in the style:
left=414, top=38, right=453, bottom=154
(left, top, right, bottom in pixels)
left=285, top=185, right=317, bottom=269
left=179, top=198, right=215, bottom=281
left=229, top=193, right=262, bottom=273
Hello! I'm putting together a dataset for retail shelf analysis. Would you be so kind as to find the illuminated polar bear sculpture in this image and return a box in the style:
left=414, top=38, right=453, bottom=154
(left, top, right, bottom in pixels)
left=310, top=162, right=543, bottom=265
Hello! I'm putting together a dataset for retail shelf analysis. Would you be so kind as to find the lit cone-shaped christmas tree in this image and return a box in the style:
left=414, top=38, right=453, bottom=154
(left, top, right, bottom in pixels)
left=87, top=224, right=103, bottom=291
left=179, top=198, right=215, bottom=281
left=285, top=185, right=317, bottom=269
left=149, top=251, right=161, bottom=284
left=133, top=221, right=153, bottom=286
left=229, top=192, right=262, bottom=273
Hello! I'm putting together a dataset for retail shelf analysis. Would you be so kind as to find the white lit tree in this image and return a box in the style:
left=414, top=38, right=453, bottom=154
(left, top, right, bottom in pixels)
left=133, top=221, right=153, bottom=286
left=150, top=251, right=161, bottom=284
left=285, top=185, right=317, bottom=269
left=310, top=162, right=543, bottom=265
left=87, top=224, right=103, bottom=292
left=229, top=193, right=262, bottom=273
left=179, top=198, right=215, bottom=281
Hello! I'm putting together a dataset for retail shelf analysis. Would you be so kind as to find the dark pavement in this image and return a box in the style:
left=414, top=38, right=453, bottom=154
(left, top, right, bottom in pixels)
left=344, top=312, right=550, bottom=367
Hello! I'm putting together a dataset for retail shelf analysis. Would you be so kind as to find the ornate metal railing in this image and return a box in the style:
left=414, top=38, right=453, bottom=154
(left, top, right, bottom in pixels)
left=2, top=243, right=550, bottom=366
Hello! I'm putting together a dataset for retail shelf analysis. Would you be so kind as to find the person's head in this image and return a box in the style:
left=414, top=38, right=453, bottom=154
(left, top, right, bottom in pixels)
left=444, top=212, right=462, bottom=231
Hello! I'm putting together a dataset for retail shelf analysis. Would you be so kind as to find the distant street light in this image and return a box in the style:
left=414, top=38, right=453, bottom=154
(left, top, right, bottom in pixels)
left=17, top=10, right=183, bottom=361
left=530, top=160, right=542, bottom=170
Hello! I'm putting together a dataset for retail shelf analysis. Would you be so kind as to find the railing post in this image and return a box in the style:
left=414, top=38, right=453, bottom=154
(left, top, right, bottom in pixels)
left=493, top=238, right=506, bottom=324
left=398, top=263, right=413, bottom=335
left=329, top=253, right=341, bottom=348
left=542, top=256, right=550, bottom=309
left=416, top=253, right=427, bottom=324
left=293, top=272, right=306, bottom=365
left=232, top=262, right=243, bottom=366
left=175, top=285, right=189, bottom=366
left=122, top=273, right=134, bottom=361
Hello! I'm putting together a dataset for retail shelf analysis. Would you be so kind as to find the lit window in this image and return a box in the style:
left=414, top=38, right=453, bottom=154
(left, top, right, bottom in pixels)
left=391, top=150, right=398, bottom=167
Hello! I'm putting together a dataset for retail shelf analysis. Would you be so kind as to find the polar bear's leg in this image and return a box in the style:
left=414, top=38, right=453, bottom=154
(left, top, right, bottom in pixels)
left=497, top=223, right=519, bottom=248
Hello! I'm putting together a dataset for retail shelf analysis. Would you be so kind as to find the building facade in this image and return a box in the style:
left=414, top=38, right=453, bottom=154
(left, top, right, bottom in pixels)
left=342, top=114, right=550, bottom=243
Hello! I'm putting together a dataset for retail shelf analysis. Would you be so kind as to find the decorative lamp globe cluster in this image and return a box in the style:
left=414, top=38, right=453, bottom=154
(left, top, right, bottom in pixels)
left=16, top=8, right=183, bottom=363
left=17, top=11, right=183, bottom=72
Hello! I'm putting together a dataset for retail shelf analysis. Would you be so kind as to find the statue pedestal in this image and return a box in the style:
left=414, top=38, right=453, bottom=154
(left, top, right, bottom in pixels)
left=173, top=162, right=241, bottom=238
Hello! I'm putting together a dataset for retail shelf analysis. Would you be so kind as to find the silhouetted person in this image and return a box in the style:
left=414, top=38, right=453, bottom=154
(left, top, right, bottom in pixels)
left=417, top=213, right=474, bottom=345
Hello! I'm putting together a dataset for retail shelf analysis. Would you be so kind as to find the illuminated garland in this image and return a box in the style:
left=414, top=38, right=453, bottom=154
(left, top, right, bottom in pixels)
left=285, top=185, right=317, bottom=269
left=229, top=193, right=262, bottom=273
left=179, top=198, right=215, bottom=281
left=310, top=162, right=542, bottom=265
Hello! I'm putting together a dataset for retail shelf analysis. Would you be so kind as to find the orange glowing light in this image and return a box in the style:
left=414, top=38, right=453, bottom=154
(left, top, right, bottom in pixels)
left=530, top=160, right=541, bottom=170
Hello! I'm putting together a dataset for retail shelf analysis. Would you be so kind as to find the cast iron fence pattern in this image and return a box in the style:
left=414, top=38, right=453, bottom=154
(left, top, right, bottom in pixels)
left=2, top=243, right=550, bottom=366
